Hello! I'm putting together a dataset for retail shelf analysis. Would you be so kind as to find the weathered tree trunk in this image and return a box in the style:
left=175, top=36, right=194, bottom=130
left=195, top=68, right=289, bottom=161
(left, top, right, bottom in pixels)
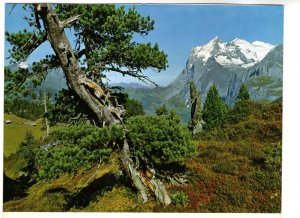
left=36, top=4, right=120, bottom=127
left=119, top=140, right=171, bottom=205
left=36, top=4, right=171, bottom=205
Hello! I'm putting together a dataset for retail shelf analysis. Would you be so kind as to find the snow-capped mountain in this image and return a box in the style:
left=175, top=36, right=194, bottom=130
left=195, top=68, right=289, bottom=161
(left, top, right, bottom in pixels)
left=165, top=37, right=282, bottom=105
left=107, top=37, right=282, bottom=123
left=189, top=37, right=274, bottom=68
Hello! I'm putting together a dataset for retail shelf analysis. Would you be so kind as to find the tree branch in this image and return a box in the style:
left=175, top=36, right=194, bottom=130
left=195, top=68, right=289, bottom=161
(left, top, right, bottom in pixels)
left=105, top=66, right=158, bottom=86
left=76, top=48, right=86, bottom=59
left=61, top=15, right=81, bottom=28
left=6, top=30, right=47, bottom=63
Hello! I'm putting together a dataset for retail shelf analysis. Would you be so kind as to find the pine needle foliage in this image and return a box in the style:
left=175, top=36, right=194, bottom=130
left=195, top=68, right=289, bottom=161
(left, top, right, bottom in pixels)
left=126, top=113, right=196, bottom=168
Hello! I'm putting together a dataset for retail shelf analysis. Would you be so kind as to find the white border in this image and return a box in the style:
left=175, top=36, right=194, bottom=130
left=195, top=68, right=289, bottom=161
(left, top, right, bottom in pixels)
left=1, top=0, right=300, bottom=218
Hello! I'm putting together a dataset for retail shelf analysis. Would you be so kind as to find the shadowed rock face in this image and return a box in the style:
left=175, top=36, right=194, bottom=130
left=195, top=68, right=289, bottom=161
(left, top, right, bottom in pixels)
left=225, top=44, right=283, bottom=105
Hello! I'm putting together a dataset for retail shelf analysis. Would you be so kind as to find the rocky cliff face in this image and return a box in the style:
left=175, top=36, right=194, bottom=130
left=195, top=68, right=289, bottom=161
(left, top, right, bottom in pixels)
left=165, top=37, right=282, bottom=105
left=225, top=44, right=283, bottom=105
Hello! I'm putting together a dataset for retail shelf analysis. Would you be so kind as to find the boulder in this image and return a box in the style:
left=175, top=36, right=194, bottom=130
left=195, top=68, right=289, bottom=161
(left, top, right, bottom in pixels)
left=24, top=122, right=37, bottom=126
left=5, top=120, right=12, bottom=124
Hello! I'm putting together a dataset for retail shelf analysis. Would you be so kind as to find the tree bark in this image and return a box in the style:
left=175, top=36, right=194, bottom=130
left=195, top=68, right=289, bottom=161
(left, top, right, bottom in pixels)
left=36, top=4, right=171, bottom=205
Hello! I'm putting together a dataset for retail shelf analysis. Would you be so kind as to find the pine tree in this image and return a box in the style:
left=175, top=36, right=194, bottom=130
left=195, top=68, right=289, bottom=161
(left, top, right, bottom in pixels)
left=6, top=4, right=168, bottom=127
left=18, top=131, right=36, bottom=176
left=188, top=81, right=203, bottom=134
left=228, top=83, right=252, bottom=123
left=202, top=84, right=229, bottom=131
left=235, top=83, right=250, bottom=103
left=6, top=4, right=170, bottom=205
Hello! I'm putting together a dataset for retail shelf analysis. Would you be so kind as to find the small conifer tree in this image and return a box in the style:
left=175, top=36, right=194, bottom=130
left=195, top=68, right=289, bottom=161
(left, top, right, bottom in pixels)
left=235, top=83, right=250, bottom=103
left=202, top=84, right=229, bottom=131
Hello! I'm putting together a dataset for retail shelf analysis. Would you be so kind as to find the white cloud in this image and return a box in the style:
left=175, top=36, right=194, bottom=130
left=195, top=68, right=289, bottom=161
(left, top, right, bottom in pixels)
left=18, top=62, right=29, bottom=69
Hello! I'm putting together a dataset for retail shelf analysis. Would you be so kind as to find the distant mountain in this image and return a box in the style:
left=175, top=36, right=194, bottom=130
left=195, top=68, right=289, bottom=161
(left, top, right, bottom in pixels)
left=165, top=37, right=281, bottom=104
left=109, top=82, right=149, bottom=89
left=225, top=44, right=283, bottom=105
left=125, top=37, right=283, bottom=123
left=38, top=69, right=67, bottom=96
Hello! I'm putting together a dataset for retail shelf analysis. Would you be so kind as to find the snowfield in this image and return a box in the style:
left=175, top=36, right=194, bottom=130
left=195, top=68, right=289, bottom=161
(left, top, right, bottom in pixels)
left=190, top=37, right=275, bottom=68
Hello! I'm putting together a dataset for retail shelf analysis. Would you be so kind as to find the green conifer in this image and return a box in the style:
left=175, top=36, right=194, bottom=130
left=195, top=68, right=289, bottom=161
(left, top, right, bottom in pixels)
left=202, top=84, right=229, bottom=131
left=235, top=83, right=250, bottom=103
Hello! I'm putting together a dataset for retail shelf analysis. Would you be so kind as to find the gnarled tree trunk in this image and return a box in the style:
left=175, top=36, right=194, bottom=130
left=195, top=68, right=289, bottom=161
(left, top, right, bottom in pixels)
left=36, top=4, right=171, bottom=205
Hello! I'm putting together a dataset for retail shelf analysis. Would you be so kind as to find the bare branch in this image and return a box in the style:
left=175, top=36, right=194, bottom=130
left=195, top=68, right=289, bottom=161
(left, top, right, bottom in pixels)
left=9, top=4, right=17, bottom=15
left=61, top=15, right=81, bottom=28
left=105, top=66, right=158, bottom=86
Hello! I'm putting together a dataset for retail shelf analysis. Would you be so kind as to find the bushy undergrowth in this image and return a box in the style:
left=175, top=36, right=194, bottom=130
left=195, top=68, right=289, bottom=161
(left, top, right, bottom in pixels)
left=35, top=125, right=123, bottom=179
left=171, top=191, right=189, bottom=207
left=154, top=102, right=282, bottom=213
left=126, top=112, right=196, bottom=167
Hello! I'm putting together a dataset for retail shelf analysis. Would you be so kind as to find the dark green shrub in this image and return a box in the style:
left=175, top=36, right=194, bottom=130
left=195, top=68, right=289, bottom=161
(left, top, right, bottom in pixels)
left=124, top=98, right=145, bottom=119
left=126, top=113, right=196, bottom=167
left=35, top=125, right=123, bottom=179
left=52, top=124, right=124, bottom=148
left=155, top=104, right=169, bottom=116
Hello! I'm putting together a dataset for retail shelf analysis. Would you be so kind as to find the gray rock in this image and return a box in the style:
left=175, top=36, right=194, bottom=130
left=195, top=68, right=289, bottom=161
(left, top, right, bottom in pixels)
left=24, top=122, right=37, bottom=126
left=40, top=140, right=61, bottom=151
left=5, top=120, right=12, bottom=124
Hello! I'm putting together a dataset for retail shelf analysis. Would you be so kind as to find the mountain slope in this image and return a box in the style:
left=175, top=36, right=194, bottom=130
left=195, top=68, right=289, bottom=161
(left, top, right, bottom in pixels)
left=225, top=44, right=283, bottom=105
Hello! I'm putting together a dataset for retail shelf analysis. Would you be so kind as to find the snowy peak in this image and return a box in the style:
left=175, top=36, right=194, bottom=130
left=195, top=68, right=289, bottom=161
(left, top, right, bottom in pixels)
left=210, top=36, right=222, bottom=44
left=191, top=37, right=223, bottom=62
left=231, top=38, right=252, bottom=46
left=190, top=37, right=275, bottom=68
left=252, top=41, right=274, bottom=49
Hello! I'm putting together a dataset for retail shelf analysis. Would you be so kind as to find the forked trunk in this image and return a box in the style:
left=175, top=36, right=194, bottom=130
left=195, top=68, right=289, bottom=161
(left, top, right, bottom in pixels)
left=36, top=4, right=171, bottom=205
left=119, top=140, right=171, bottom=205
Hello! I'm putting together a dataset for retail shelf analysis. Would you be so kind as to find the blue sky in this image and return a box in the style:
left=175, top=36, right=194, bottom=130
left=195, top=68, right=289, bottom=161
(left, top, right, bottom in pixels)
left=5, top=4, right=283, bottom=86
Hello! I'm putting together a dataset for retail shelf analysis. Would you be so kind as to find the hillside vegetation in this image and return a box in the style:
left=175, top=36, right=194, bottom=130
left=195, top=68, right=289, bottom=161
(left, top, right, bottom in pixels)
left=162, top=102, right=282, bottom=212
left=3, top=101, right=281, bottom=212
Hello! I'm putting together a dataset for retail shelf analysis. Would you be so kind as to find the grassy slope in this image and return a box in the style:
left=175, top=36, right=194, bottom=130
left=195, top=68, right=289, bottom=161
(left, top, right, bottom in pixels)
left=4, top=114, right=44, bottom=157
left=4, top=113, right=63, bottom=179
left=4, top=113, right=62, bottom=157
